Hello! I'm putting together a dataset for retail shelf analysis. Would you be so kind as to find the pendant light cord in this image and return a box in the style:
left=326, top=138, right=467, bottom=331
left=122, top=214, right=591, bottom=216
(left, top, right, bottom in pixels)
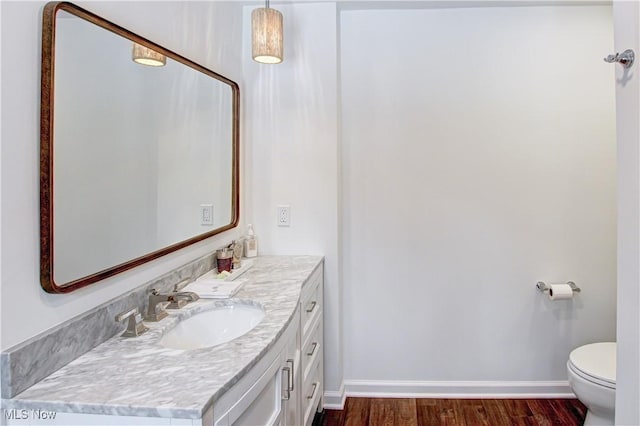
left=265, top=0, right=270, bottom=8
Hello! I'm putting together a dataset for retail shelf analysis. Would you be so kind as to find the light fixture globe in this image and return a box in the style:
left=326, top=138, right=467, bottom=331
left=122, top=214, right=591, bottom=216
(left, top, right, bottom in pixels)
left=132, top=43, right=166, bottom=67
left=251, top=6, right=283, bottom=64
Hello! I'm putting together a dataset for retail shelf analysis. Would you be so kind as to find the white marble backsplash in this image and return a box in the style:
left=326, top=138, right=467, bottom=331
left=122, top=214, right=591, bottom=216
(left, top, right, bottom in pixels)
left=1, top=255, right=323, bottom=420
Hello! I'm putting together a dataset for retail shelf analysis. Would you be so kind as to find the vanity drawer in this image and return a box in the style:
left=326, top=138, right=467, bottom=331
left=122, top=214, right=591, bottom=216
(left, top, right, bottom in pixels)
left=301, top=313, right=322, bottom=383
left=220, top=353, right=284, bottom=426
left=302, top=357, right=323, bottom=426
left=300, top=267, right=322, bottom=337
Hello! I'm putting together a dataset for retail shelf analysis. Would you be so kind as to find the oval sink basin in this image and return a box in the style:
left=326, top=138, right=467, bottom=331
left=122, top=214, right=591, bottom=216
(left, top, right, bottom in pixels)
left=159, top=304, right=265, bottom=350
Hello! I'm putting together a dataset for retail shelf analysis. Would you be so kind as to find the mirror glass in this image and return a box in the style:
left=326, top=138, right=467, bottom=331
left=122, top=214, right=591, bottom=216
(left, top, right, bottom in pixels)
left=41, top=3, right=239, bottom=292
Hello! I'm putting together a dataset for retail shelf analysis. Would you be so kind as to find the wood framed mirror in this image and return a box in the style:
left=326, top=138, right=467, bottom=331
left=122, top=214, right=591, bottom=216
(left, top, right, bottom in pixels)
left=40, top=2, right=240, bottom=293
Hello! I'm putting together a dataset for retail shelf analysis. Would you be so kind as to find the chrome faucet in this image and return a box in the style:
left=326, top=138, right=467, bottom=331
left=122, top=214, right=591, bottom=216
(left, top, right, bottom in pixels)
left=145, top=286, right=200, bottom=321
left=166, top=291, right=200, bottom=309
left=167, top=277, right=200, bottom=308
left=145, top=289, right=173, bottom=321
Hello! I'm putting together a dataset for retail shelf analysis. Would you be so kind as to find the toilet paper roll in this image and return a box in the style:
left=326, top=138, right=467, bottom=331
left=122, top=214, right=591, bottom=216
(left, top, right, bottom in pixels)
left=549, top=284, right=573, bottom=300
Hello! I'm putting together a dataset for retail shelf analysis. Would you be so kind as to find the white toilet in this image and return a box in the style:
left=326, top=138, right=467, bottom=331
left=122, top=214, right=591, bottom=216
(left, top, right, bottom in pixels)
left=567, top=342, right=616, bottom=425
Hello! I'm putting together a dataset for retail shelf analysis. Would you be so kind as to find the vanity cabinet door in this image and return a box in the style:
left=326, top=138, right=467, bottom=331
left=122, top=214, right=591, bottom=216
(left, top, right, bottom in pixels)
left=213, top=307, right=301, bottom=426
left=282, top=316, right=301, bottom=426
left=225, top=354, right=284, bottom=426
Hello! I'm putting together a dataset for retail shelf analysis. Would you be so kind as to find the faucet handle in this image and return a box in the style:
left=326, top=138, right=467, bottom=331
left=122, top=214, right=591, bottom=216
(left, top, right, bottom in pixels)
left=115, top=307, right=149, bottom=338
left=166, top=297, right=188, bottom=310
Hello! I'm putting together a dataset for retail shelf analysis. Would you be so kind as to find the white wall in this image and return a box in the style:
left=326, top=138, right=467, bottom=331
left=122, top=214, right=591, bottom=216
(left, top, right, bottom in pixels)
left=613, top=1, right=640, bottom=423
left=340, top=5, right=616, bottom=391
left=0, top=1, right=244, bottom=350
left=242, top=2, right=343, bottom=398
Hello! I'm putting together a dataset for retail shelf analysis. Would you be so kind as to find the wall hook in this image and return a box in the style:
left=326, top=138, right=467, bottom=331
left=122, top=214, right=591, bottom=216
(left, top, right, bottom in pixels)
left=604, top=49, right=635, bottom=69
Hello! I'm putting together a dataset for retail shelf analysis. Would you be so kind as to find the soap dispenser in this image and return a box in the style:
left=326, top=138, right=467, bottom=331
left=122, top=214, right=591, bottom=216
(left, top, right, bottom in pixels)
left=244, top=224, right=258, bottom=258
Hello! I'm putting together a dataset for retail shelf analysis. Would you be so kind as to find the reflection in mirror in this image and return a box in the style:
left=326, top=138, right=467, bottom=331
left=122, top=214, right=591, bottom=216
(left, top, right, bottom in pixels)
left=131, top=43, right=166, bottom=66
left=41, top=2, right=239, bottom=293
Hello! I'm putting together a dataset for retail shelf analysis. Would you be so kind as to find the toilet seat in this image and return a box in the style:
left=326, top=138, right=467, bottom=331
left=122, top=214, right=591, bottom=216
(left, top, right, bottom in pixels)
left=568, top=342, right=616, bottom=389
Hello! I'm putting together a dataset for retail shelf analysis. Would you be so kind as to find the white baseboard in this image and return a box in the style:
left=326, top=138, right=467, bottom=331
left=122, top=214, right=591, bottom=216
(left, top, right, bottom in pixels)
left=324, top=380, right=574, bottom=408
left=323, top=382, right=347, bottom=409
left=345, top=380, right=575, bottom=398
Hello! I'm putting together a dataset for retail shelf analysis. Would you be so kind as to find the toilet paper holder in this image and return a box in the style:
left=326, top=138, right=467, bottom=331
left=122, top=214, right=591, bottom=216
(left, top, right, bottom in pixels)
left=536, top=281, right=581, bottom=293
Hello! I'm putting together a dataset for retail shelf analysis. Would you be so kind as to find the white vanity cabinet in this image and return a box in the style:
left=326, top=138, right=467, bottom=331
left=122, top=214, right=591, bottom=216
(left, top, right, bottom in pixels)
left=212, top=264, right=323, bottom=426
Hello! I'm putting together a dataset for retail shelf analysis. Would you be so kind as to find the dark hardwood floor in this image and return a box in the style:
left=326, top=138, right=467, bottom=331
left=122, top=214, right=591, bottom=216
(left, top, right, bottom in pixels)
left=321, top=397, right=587, bottom=426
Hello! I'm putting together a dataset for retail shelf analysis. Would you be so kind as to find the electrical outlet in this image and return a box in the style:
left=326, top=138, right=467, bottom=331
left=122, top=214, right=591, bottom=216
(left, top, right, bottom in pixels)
left=277, top=205, right=290, bottom=227
left=200, top=204, right=213, bottom=225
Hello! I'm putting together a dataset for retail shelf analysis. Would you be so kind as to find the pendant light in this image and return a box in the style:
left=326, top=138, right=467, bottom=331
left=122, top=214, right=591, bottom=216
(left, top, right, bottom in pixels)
left=132, top=43, right=166, bottom=67
left=251, top=0, right=283, bottom=64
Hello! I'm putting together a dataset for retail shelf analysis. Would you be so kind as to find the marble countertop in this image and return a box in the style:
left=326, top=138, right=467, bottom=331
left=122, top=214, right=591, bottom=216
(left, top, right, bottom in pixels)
left=2, top=255, right=323, bottom=419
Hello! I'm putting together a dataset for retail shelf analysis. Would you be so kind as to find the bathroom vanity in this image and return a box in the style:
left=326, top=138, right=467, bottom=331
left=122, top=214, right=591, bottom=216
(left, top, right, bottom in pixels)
left=1, top=256, right=324, bottom=426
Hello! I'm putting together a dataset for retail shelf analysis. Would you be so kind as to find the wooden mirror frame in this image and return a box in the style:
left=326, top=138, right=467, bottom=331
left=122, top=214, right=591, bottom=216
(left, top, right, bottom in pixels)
left=40, top=2, right=240, bottom=293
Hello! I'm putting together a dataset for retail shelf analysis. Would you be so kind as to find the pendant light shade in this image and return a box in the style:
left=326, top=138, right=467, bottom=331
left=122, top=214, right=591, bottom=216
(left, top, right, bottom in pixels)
left=132, top=43, right=166, bottom=67
left=251, top=5, right=283, bottom=64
